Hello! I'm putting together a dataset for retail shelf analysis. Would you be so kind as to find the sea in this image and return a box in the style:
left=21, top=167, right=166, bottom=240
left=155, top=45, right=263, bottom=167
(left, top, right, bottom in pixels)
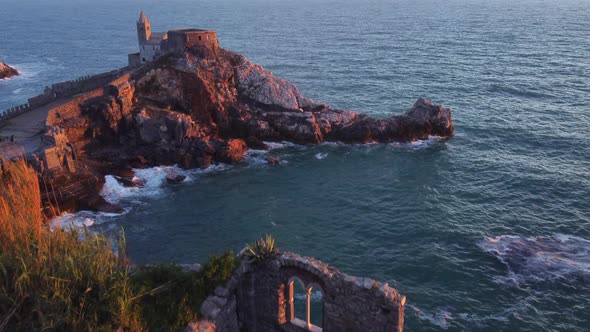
left=1, top=0, right=590, bottom=330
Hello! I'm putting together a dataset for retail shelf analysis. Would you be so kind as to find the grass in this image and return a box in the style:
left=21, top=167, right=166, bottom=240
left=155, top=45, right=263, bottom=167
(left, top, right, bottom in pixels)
left=0, top=158, right=238, bottom=331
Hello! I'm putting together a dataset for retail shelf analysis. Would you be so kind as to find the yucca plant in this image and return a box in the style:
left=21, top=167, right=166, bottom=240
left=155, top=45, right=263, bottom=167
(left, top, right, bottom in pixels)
left=244, top=234, right=278, bottom=263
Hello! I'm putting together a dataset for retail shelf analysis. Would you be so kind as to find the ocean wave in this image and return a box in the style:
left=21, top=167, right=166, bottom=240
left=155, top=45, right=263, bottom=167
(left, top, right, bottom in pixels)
left=479, top=234, right=590, bottom=284
left=488, top=83, right=555, bottom=99
left=294, top=289, right=323, bottom=302
left=315, top=152, right=328, bottom=160
left=409, top=305, right=453, bottom=330
left=101, top=167, right=172, bottom=204
left=389, top=135, right=444, bottom=150
left=263, top=141, right=298, bottom=150
left=100, top=164, right=235, bottom=204
left=51, top=210, right=126, bottom=230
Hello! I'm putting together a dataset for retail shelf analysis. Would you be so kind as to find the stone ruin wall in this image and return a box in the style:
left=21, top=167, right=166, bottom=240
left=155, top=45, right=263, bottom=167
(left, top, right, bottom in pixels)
left=189, top=252, right=405, bottom=332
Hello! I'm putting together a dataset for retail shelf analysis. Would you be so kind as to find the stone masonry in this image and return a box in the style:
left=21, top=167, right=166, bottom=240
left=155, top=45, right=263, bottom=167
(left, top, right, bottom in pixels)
left=189, top=252, right=405, bottom=332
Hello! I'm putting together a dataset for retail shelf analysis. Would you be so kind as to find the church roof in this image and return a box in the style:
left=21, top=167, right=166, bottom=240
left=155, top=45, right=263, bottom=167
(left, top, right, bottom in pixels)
left=144, top=32, right=167, bottom=45
left=138, top=10, right=148, bottom=23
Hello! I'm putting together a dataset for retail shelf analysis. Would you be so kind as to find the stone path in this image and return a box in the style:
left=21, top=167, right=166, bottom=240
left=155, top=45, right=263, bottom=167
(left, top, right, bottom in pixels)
left=0, top=96, right=75, bottom=157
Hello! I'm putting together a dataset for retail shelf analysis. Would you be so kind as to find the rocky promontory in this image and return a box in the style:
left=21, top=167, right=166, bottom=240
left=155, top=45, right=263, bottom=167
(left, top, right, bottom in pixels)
left=0, top=61, right=19, bottom=79
left=3, top=43, right=454, bottom=214
left=76, top=47, right=453, bottom=169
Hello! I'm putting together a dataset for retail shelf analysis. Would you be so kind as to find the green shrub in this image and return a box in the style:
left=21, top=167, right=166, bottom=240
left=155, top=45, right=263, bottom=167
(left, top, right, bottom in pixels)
left=131, top=252, right=238, bottom=331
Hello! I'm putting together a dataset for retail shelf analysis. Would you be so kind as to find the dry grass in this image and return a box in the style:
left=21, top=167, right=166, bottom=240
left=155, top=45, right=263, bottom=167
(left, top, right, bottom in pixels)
left=0, top=158, right=42, bottom=254
left=0, top=158, right=237, bottom=331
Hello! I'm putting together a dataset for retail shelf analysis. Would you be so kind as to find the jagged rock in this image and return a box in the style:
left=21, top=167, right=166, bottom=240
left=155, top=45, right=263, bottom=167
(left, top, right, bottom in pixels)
left=245, top=136, right=268, bottom=150
left=234, top=55, right=317, bottom=110
left=0, top=62, right=19, bottom=79
left=265, top=157, right=280, bottom=165
left=113, top=175, right=142, bottom=187
left=215, top=138, right=247, bottom=164
left=134, top=107, right=202, bottom=145
left=166, top=172, right=186, bottom=184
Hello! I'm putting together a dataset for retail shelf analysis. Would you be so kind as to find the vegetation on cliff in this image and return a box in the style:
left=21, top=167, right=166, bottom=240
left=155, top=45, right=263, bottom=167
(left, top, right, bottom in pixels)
left=0, top=158, right=237, bottom=331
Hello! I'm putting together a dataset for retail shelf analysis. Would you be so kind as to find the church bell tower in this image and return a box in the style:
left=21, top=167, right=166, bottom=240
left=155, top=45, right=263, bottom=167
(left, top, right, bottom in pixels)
left=137, top=10, right=151, bottom=45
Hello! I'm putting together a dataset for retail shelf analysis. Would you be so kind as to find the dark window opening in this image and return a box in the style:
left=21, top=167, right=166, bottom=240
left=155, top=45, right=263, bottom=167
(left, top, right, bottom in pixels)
left=287, top=278, right=323, bottom=332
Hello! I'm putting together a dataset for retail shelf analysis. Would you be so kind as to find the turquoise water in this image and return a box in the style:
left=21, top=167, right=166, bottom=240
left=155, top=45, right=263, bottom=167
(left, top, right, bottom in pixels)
left=2, top=0, right=590, bottom=330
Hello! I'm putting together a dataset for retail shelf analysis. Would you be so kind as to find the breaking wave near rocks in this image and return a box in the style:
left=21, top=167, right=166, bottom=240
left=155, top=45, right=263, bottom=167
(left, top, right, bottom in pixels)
left=479, top=234, right=590, bottom=285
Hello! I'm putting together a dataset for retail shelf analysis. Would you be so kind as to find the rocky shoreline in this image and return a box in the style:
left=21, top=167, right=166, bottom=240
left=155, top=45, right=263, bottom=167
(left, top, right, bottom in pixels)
left=0, top=61, right=19, bottom=79
left=2, top=45, right=454, bottom=215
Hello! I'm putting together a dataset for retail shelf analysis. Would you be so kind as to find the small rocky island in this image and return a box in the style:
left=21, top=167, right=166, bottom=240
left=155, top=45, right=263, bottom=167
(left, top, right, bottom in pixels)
left=0, top=61, right=19, bottom=79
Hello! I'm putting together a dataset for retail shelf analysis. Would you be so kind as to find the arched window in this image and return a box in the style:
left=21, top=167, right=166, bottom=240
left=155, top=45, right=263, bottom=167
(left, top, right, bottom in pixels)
left=287, top=278, right=323, bottom=332
left=309, top=286, right=323, bottom=329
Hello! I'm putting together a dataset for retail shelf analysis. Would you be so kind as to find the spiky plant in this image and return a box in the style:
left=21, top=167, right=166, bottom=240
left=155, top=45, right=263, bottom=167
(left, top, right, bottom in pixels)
left=244, top=234, right=278, bottom=263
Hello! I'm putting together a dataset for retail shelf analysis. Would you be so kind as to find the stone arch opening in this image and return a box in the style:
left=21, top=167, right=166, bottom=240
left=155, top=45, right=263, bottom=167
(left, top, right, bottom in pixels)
left=308, top=282, right=324, bottom=329
left=287, top=277, right=324, bottom=332
left=288, top=276, right=307, bottom=326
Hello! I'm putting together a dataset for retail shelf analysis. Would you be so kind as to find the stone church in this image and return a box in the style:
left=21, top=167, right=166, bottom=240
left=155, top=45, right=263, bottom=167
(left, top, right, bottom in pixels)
left=128, top=11, right=219, bottom=67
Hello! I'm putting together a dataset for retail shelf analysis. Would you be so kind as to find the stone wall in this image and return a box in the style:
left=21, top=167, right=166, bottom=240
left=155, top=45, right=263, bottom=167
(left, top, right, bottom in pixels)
left=49, top=68, right=128, bottom=98
left=128, top=52, right=141, bottom=68
left=1, top=68, right=129, bottom=125
left=0, top=103, right=32, bottom=122
left=165, top=30, right=219, bottom=54
left=190, top=252, right=405, bottom=332
left=45, top=88, right=105, bottom=126
left=45, top=73, right=133, bottom=127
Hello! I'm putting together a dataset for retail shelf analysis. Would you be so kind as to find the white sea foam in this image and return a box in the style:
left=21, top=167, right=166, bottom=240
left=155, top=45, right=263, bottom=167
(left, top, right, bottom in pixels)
left=393, top=135, right=443, bottom=150
left=263, top=141, right=298, bottom=150
left=315, top=152, right=328, bottom=160
left=479, top=234, right=590, bottom=284
left=51, top=210, right=125, bottom=230
left=244, top=149, right=271, bottom=165
left=101, top=165, right=191, bottom=204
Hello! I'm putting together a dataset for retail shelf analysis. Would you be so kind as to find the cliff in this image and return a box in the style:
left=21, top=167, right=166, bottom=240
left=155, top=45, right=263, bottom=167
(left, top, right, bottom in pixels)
left=0, top=61, right=19, bottom=79
left=2, top=44, right=454, bottom=213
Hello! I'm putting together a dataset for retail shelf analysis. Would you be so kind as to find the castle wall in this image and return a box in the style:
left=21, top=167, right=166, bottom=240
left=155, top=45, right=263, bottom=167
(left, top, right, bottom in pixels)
left=45, top=73, right=132, bottom=127
left=1, top=68, right=129, bottom=125
left=128, top=53, right=141, bottom=67
left=45, top=88, right=104, bottom=127
left=140, top=44, right=160, bottom=63
left=49, top=68, right=128, bottom=98
left=165, top=30, right=219, bottom=54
